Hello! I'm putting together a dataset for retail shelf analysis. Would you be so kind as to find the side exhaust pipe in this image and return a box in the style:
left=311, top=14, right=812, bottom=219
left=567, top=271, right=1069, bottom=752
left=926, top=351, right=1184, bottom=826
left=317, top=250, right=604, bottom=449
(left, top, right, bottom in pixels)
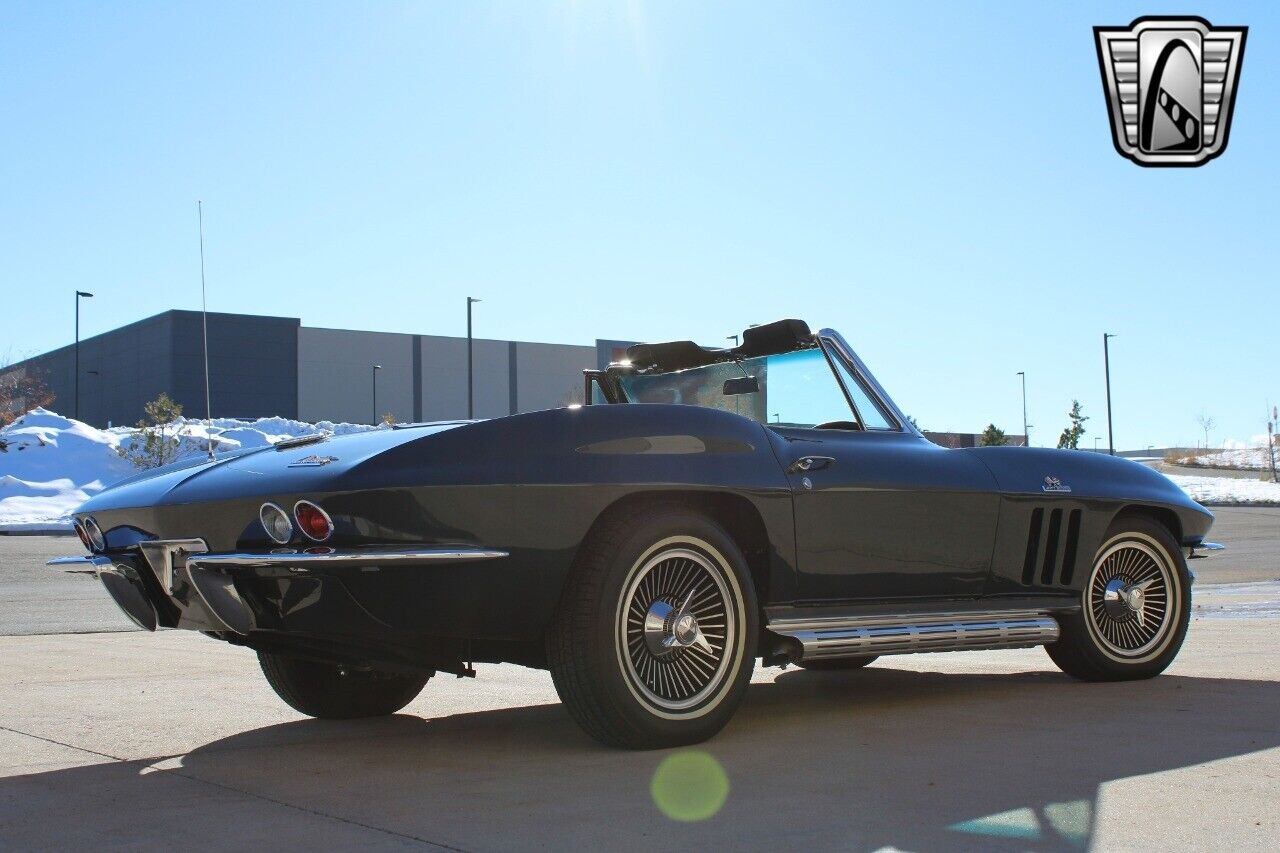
left=98, top=564, right=159, bottom=632
left=184, top=562, right=256, bottom=635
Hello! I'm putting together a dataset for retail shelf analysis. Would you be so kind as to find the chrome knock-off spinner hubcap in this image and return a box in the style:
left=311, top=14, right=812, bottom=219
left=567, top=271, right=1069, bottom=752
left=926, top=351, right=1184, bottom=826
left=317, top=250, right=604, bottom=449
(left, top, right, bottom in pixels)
left=1086, top=538, right=1177, bottom=660
left=644, top=589, right=715, bottom=656
left=619, top=544, right=737, bottom=713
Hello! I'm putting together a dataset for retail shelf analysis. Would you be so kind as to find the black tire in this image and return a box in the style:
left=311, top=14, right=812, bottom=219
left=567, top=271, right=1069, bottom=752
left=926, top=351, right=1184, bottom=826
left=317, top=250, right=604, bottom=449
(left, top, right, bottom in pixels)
left=547, top=505, right=759, bottom=749
left=796, top=655, right=879, bottom=671
left=258, top=652, right=429, bottom=719
left=1046, top=515, right=1191, bottom=682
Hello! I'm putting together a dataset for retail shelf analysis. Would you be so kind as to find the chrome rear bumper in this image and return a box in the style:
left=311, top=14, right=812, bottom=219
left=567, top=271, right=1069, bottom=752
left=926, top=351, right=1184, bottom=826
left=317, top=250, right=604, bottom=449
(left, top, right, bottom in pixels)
left=49, top=544, right=509, bottom=636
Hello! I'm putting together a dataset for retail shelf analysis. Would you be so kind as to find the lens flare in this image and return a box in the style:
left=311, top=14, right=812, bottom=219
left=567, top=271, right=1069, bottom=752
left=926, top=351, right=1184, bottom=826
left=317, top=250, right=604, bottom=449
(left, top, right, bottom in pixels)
left=650, top=751, right=729, bottom=822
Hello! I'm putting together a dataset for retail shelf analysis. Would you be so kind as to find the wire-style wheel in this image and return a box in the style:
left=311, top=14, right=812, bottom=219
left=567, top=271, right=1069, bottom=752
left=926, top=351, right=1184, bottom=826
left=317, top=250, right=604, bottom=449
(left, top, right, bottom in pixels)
left=616, top=543, right=737, bottom=714
left=1085, top=536, right=1178, bottom=662
left=548, top=507, right=757, bottom=748
left=1047, top=516, right=1191, bottom=682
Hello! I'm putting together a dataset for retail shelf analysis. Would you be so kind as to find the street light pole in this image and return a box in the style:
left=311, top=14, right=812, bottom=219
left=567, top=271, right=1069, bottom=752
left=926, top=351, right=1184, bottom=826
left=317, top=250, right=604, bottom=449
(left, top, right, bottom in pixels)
left=1104, top=333, right=1117, bottom=455
left=372, top=364, right=382, bottom=425
left=74, top=291, right=94, bottom=421
left=727, top=334, right=739, bottom=347
left=1016, top=371, right=1029, bottom=447
left=467, top=297, right=481, bottom=419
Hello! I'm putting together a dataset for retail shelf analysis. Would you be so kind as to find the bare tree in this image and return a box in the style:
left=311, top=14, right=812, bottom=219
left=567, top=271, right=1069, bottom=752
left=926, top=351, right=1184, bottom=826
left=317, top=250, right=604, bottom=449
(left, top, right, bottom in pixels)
left=1195, top=411, right=1216, bottom=450
left=0, top=355, right=55, bottom=427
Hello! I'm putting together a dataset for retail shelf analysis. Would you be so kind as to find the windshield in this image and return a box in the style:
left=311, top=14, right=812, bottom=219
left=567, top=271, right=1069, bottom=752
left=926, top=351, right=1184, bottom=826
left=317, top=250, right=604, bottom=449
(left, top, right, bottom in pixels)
left=618, top=347, right=860, bottom=428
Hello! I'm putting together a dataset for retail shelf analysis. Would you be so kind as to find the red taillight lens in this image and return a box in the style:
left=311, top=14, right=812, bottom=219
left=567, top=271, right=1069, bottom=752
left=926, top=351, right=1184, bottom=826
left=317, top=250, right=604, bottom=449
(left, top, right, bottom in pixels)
left=73, top=520, right=92, bottom=552
left=293, top=501, right=333, bottom=542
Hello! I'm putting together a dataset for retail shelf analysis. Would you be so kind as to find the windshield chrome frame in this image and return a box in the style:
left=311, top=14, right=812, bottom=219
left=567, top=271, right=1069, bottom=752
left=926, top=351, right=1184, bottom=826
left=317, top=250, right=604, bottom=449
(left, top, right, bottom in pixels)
left=818, top=329, right=914, bottom=434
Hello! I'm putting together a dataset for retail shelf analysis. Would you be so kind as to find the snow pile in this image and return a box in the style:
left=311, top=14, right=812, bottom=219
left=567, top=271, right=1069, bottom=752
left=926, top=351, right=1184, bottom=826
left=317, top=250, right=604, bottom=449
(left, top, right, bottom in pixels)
left=0, top=409, right=378, bottom=531
left=1192, top=444, right=1280, bottom=471
left=1165, top=474, right=1280, bottom=507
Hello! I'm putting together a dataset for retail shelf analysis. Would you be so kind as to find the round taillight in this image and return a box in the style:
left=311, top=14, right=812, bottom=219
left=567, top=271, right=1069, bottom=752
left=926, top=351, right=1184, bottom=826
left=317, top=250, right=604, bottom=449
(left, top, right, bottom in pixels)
left=260, top=502, right=294, bottom=545
left=83, top=517, right=106, bottom=552
left=293, top=501, right=333, bottom=542
left=73, top=519, right=92, bottom=552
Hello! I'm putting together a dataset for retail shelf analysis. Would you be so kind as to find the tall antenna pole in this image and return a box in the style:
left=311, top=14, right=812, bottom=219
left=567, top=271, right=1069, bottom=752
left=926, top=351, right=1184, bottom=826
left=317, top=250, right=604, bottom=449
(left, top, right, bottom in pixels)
left=1103, top=333, right=1117, bottom=456
left=198, top=201, right=214, bottom=462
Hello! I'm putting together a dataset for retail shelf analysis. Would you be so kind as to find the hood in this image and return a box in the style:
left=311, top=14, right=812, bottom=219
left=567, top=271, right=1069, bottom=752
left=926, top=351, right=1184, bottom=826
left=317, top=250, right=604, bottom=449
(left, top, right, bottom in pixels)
left=967, top=445, right=1207, bottom=511
left=79, top=422, right=469, bottom=513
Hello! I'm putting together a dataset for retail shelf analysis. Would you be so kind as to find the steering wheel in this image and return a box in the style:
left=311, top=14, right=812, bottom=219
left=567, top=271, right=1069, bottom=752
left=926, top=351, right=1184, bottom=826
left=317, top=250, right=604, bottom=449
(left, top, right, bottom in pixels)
left=813, top=420, right=862, bottom=431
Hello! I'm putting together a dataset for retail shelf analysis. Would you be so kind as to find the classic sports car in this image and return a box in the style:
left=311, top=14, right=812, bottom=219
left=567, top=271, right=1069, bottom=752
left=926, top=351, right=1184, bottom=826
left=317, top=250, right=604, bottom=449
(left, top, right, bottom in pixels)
left=53, top=320, right=1220, bottom=749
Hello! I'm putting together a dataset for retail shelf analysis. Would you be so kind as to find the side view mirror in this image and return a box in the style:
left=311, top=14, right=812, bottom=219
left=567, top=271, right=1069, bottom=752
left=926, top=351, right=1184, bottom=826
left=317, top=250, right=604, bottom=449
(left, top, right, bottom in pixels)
left=722, top=376, right=760, bottom=396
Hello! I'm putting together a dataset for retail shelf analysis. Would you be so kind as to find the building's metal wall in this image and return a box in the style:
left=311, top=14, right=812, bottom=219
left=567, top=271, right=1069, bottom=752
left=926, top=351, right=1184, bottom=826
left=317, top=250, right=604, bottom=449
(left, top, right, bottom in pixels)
left=298, top=327, right=416, bottom=424
left=7, top=309, right=599, bottom=427
left=2, top=311, right=298, bottom=427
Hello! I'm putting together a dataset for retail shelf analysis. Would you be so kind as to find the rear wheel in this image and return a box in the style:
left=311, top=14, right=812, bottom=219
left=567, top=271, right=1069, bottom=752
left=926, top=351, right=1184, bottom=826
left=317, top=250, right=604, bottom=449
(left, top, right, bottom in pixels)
left=1046, top=516, right=1190, bottom=681
left=796, top=655, right=879, bottom=671
left=258, top=652, right=429, bottom=719
left=548, top=506, right=758, bottom=749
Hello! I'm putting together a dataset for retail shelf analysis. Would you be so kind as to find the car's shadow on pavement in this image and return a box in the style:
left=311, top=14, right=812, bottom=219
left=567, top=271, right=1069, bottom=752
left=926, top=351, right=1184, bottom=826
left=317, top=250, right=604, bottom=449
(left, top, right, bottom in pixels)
left=6, top=666, right=1279, bottom=851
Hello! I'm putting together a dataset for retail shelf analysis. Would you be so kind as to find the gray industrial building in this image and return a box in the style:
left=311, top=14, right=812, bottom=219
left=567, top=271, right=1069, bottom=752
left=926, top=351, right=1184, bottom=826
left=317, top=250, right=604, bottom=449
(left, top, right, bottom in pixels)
left=2, top=309, right=634, bottom=427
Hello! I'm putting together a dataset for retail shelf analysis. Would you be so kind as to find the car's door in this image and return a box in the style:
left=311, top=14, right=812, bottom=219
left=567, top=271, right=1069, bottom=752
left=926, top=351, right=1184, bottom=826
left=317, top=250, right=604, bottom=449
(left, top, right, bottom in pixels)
left=768, top=343, right=1000, bottom=602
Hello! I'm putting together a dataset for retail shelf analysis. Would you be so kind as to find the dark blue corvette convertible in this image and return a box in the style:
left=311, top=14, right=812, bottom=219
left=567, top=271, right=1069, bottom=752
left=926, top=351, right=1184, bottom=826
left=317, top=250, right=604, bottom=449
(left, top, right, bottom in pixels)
left=52, top=319, right=1220, bottom=748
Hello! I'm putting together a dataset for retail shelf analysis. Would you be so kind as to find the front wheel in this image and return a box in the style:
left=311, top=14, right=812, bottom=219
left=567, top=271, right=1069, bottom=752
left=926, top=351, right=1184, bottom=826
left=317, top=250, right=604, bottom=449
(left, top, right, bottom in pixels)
left=258, top=652, right=430, bottom=719
left=547, top=506, right=759, bottom=749
left=1046, top=516, right=1191, bottom=681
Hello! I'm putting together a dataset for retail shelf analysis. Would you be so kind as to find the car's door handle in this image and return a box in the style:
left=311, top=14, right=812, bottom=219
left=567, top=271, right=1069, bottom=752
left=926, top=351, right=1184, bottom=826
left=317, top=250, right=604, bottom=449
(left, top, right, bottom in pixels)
left=788, top=455, right=835, bottom=474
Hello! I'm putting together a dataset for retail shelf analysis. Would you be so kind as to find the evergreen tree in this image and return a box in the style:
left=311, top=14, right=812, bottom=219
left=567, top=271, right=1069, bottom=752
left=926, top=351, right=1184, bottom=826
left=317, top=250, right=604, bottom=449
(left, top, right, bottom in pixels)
left=117, top=393, right=185, bottom=469
left=978, top=424, right=1009, bottom=446
left=1057, top=400, right=1089, bottom=449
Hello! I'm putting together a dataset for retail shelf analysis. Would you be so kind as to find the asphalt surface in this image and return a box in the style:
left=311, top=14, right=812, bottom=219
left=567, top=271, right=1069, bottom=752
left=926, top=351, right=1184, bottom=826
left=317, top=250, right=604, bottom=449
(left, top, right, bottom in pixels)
left=1, top=510, right=1277, bottom=850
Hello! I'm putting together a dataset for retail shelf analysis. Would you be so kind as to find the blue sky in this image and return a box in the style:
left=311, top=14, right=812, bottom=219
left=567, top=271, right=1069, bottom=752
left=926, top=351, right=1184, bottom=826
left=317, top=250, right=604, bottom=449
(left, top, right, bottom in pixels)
left=1, top=2, right=1275, bottom=449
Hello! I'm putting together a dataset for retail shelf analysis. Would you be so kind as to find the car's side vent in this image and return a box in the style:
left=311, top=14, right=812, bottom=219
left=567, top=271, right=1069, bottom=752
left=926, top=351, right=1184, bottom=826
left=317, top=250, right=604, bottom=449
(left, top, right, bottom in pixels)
left=1060, top=509, right=1083, bottom=586
left=1022, top=506, right=1083, bottom=586
left=1021, top=508, right=1044, bottom=585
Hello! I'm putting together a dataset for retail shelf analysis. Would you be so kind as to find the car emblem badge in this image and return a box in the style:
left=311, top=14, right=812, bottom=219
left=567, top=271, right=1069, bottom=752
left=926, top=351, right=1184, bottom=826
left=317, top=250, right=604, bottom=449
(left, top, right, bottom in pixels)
left=288, top=454, right=338, bottom=467
left=1042, top=476, right=1071, bottom=494
left=1094, top=17, right=1247, bottom=167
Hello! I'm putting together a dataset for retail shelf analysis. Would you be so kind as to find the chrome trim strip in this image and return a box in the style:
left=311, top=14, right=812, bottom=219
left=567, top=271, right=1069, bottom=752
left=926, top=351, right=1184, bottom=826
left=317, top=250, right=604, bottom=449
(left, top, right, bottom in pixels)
left=186, top=546, right=509, bottom=570
left=820, top=329, right=912, bottom=434
left=769, top=609, right=1061, bottom=660
left=47, top=555, right=113, bottom=571
left=274, top=432, right=329, bottom=450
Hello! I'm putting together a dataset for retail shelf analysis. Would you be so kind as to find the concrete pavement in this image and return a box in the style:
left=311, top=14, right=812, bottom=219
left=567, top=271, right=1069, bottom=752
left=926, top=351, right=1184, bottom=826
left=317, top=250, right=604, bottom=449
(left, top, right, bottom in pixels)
left=2, top=623, right=1277, bottom=851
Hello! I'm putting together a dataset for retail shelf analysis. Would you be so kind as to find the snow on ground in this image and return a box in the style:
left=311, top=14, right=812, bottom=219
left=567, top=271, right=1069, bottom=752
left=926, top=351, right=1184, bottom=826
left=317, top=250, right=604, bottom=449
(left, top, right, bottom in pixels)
left=0, top=409, right=377, bottom=531
left=1164, top=474, right=1280, bottom=507
left=4, top=409, right=1280, bottom=532
left=1191, top=445, right=1280, bottom=471
left=1193, top=581, right=1280, bottom=620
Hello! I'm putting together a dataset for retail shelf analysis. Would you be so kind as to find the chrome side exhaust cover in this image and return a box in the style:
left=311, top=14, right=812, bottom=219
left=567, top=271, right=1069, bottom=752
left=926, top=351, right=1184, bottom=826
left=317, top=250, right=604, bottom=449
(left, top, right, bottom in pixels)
left=99, top=564, right=160, bottom=632
left=768, top=610, right=1061, bottom=661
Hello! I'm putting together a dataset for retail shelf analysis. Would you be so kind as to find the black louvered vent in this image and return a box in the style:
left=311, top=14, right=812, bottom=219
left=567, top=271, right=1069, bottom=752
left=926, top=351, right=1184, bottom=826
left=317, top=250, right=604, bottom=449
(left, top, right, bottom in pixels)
left=1040, top=508, right=1063, bottom=584
left=1060, top=509, right=1083, bottom=585
left=1022, top=506, right=1083, bottom=586
left=1021, top=508, right=1044, bottom=585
